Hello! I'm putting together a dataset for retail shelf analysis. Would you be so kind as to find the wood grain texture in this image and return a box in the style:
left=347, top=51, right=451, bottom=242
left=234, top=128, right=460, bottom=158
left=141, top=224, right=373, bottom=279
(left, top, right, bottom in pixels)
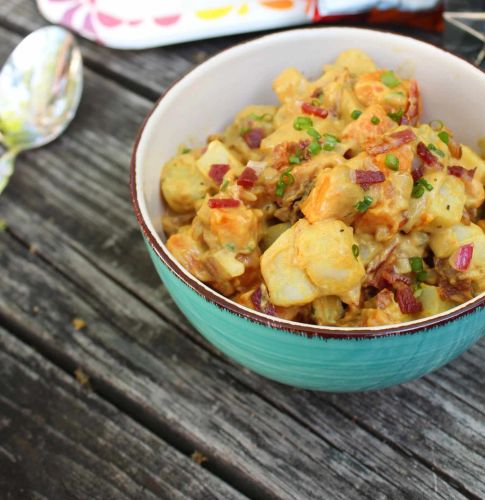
left=0, top=4, right=484, bottom=499
left=0, top=327, right=244, bottom=500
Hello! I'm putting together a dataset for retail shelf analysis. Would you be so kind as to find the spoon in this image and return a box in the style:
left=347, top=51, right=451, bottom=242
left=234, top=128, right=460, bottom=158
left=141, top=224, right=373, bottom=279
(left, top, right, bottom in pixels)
left=0, top=26, right=83, bottom=193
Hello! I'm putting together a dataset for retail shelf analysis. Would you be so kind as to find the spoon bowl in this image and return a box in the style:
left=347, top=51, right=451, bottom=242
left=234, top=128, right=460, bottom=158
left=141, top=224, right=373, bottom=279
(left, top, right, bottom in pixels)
left=0, top=26, right=83, bottom=193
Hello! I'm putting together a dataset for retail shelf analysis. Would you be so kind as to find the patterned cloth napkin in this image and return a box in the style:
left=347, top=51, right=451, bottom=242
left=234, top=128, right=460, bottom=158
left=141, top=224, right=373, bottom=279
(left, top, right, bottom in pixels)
left=36, top=0, right=440, bottom=49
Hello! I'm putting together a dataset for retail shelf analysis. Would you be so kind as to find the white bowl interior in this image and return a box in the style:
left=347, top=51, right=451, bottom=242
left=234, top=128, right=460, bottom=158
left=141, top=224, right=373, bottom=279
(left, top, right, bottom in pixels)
left=135, top=27, right=485, bottom=330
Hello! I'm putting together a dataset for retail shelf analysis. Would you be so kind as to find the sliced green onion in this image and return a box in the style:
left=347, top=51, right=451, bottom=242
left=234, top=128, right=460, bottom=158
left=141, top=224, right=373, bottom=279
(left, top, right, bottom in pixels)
left=385, top=153, right=399, bottom=171
left=416, top=270, right=428, bottom=282
left=322, top=133, right=339, bottom=151
left=380, top=70, right=400, bottom=88
left=311, top=98, right=322, bottom=107
left=181, top=147, right=191, bottom=154
left=293, top=116, right=313, bottom=131
left=280, top=170, right=295, bottom=186
left=352, top=244, right=360, bottom=259
left=409, top=257, right=424, bottom=273
left=351, top=109, right=362, bottom=120
left=220, top=180, right=229, bottom=192
left=429, top=119, right=444, bottom=131
left=275, top=184, right=285, bottom=197
left=248, top=112, right=273, bottom=122
left=370, top=116, right=380, bottom=125
left=428, top=143, right=445, bottom=158
left=355, top=195, right=373, bottom=213
left=308, top=140, right=322, bottom=156
left=225, top=243, right=236, bottom=252
left=387, top=109, right=404, bottom=123
left=438, top=131, right=450, bottom=145
left=289, top=153, right=301, bottom=165
left=275, top=168, right=295, bottom=197
left=412, top=179, right=433, bottom=198
left=307, top=127, right=321, bottom=140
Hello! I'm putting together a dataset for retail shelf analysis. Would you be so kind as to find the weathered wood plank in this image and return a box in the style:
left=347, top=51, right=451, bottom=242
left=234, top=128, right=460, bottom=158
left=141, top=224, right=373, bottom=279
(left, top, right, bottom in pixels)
left=1, top=232, right=420, bottom=499
left=0, top=22, right=482, bottom=497
left=0, top=327, right=244, bottom=500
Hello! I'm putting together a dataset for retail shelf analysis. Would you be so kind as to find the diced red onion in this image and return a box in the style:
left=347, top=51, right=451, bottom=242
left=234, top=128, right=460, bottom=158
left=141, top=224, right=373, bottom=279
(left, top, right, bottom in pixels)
left=416, top=142, right=438, bottom=166
left=448, top=166, right=476, bottom=181
left=208, top=163, right=230, bottom=185
left=301, top=102, right=329, bottom=119
left=237, top=167, right=258, bottom=188
left=448, top=137, right=462, bottom=159
left=207, top=198, right=241, bottom=209
left=250, top=287, right=276, bottom=315
left=411, top=156, right=424, bottom=181
left=367, top=128, right=416, bottom=155
left=395, top=283, right=423, bottom=314
left=243, top=128, right=264, bottom=149
left=355, top=170, right=385, bottom=188
left=451, top=244, right=474, bottom=272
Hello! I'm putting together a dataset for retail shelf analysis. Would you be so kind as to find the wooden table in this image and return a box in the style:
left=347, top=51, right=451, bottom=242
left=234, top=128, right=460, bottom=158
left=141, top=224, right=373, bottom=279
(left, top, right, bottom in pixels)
left=0, top=2, right=484, bottom=498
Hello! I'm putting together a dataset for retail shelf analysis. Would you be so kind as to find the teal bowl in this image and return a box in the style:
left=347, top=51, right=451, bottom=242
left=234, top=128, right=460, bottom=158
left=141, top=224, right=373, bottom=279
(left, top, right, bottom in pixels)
left=130, top=28, right=485, bottom=392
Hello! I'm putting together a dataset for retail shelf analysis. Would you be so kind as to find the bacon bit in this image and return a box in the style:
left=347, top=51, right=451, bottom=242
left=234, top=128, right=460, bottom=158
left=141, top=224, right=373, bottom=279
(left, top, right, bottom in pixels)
left=243, top=128, right=264, bottom=149
left=301, top=102, right=328, bottom=119
left=448, top=137, right=462, bottom=159
left=250, top=287, right=275, bottom=315
left=451, top=243, right=474, bottom=272
left=416, top=141, right=439, bottom=166
left=272, top=142, right=299, bottom=170
left=402, top=79, right=420, bottom=126
left=367, top=128, right=416, bottom=155
left=395, top=282, right=423, bottom=314
left=208, top=163, right=230, bottom=185
left=438, top=277, right=473, bottom=303
left=237, top=167, right=258, bottom=188
left=367, top=254, right=411, bottom=290
left=207, top=198, right=240, bottom=209
left=355, top=170, right=385, bottom=189
left=311, top=87, right=323, bottom=98
left=411, top=156, right=424, bottom=181
left=448, top=166, right=476, bottom=181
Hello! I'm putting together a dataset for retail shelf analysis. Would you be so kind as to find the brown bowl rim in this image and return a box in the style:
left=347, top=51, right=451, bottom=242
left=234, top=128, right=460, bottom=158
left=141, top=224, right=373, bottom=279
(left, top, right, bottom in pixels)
left=130, top=26, right=485, bottom=340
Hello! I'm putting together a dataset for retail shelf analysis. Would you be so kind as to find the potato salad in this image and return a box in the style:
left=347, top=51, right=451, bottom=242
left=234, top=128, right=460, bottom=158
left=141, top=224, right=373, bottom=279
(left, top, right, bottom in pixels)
left=160, top=49, right=485, bottom=327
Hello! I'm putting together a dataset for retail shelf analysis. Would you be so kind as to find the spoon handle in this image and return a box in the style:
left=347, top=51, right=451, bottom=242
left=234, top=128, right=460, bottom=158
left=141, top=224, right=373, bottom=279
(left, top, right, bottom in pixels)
left=0, top=149, right=17, bottom=194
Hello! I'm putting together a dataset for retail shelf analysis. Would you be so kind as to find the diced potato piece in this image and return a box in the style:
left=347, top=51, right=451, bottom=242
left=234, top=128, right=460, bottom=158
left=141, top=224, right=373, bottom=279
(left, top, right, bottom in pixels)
left=334, top=49, right=377, bottom=76
left=354, top=70, right=408, bottom=113
left=260, top=116, right=338, bottom=152
left=207, top=249, right=245, bottom=280
left=404, top=172, right=465, bottom=233
left=451, top=234, right=485, bottom=283
left=261, top=226, right=319, bottom=307
left=342, top=104, right=396, bottom=149
left=294, top=219, right=365, bottom=301
left=166, top=230, right=210, bottom=281
left=356, top=171, right=413, bottom=240
left=196, top=140, right=243, bottom=178
left=460, top=145, right=485, bottom=183
left=161, top=154, right=209, bottom=213
left=312, top=296, right=344, bottom=325
left=272, top=67, right=309, bottom=103
left=209, top=203, right=260, bottom=253
left=301, top=165, right=364, bottom=224
left=429, top=223, right=483, bottom=258
left=418, top=285, right=455, bottom=317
